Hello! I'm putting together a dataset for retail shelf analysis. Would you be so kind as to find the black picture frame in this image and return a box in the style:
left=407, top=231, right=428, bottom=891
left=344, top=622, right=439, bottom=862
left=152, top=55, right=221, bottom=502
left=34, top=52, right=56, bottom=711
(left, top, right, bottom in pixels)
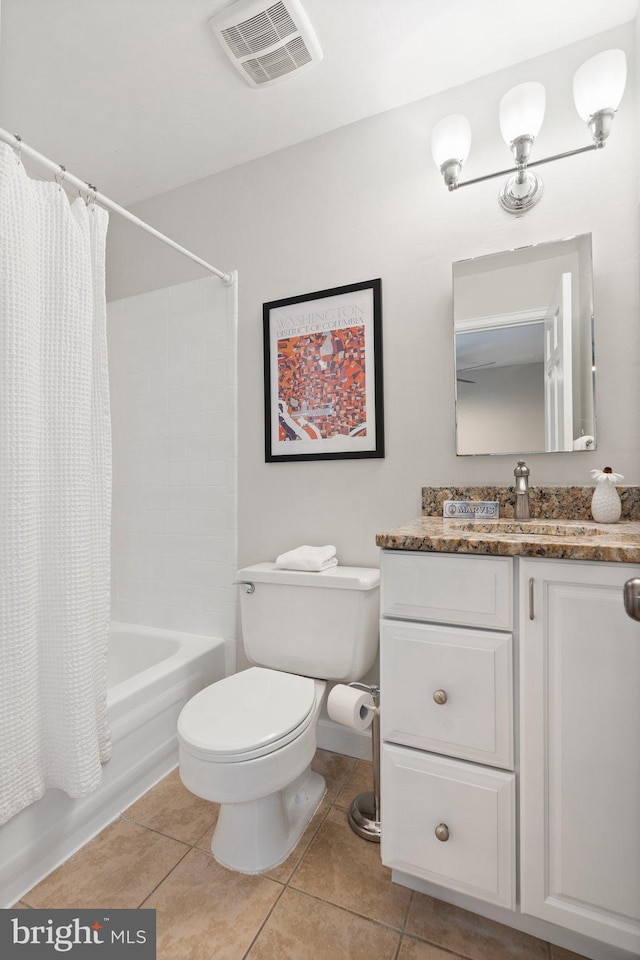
left=263, top=279, right=384, bottom=462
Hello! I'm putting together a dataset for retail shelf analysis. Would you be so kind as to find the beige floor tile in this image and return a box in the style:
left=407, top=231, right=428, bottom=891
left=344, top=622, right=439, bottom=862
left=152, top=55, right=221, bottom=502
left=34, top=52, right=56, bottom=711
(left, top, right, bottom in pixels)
left=144, top=847, right=282, bottom=960
left=22, top=820, right=188, bottom=909
left=550, top=947, right=589, bottom=960
left=247, top=887, right=400, bottom=960
left=406, top=894, right=549, bottom=960
left=194, top=817, right=218, bottom=855
left=123, top=768, right=218, bottom=844
left=335, top=759, right=374, bottom=810
left=399, top=936, right=464, bottom=960
left=290, top=806, right=411, bottom=929
left=265, top=799, right=331, bottom=883
left=311, top=748, right=357, bottom=802
left=11, top=902, right=30, bottom=909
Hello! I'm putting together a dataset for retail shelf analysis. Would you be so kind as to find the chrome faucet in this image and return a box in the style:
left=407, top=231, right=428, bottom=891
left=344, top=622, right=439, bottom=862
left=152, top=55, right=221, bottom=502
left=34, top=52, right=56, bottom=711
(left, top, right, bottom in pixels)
left=514, top=460, right=531, bottom=519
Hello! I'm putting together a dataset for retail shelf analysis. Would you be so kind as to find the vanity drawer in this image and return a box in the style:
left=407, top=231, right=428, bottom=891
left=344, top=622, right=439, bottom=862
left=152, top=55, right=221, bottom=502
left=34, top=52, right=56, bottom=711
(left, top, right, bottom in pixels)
left=381, top=744, right=516, bottom=909
left=380, top=551, right=513, bottom=630
left=381, top=620, right=513, bottom=769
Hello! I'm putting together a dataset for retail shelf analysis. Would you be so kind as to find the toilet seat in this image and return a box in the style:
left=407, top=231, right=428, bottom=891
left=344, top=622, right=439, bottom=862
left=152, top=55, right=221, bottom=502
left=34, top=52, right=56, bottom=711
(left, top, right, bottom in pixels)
left=178, top=667, right=318, bottom=763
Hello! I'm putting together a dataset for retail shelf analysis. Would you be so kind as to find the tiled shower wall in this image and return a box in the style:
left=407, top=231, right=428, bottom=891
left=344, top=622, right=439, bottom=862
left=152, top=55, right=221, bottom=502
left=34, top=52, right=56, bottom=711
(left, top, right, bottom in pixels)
left=106, top=275, right=237, bottom=648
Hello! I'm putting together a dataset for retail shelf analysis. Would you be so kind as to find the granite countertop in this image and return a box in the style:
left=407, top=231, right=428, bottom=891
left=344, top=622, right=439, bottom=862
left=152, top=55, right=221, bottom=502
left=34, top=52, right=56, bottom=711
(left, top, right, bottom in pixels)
left=375, top=517, right=640, bottom=563
left=376, top=486, right=640, bottom=563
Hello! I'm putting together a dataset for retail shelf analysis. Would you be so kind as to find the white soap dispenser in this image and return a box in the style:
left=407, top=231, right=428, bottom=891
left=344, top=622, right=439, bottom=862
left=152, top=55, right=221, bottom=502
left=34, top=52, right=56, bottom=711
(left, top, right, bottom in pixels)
left=590, top=466, right=624, bottom=523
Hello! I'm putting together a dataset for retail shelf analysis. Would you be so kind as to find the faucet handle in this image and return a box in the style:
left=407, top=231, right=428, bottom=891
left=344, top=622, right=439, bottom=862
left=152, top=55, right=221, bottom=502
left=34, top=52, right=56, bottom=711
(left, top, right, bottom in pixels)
left=514, top=460, right=530, bottom=477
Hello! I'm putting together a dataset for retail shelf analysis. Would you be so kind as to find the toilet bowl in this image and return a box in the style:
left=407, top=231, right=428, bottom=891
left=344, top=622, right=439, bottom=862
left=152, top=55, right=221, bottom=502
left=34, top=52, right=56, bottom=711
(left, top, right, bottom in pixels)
left=179, top=667, right=326, bottom=873
left=178, top=562, right=380, bottom=874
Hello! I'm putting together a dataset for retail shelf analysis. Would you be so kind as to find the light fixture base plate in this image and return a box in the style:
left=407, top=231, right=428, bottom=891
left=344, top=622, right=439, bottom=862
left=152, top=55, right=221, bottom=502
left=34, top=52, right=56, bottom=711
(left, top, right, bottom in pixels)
left=499, top=171, right=543, bottom=215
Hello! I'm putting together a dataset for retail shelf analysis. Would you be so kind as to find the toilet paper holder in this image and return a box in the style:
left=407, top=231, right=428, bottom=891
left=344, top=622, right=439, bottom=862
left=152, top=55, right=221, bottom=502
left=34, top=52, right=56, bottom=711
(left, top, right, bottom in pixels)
left=346, top=681, right=381, bottom=843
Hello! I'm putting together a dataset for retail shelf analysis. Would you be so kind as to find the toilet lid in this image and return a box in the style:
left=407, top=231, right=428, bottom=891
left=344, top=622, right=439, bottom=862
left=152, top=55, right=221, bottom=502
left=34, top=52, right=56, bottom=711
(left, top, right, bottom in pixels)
left=178, top=667, right=317, bottom=760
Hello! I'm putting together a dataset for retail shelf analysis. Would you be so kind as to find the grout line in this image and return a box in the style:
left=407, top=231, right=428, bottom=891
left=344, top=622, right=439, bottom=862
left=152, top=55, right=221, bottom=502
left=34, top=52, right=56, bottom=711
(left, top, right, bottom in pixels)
left=283, top=884, right=409, bottom=937
left=402, top=891, right=415, bottom=934
left=112, top=812, right=220, bottom=910
left=124, top=799, right=223, bottom=859
left=189, top=813, right=220, bottom=851
left=400, top=931, right=472, bottom=959
left=400, top=928, right=476, bottom=960
left=240, top=883, right=287, bottom=960
left=282, top=802, right=332, bottom=889
left=402, top=925, right=548, bottom=960
left=118, top=814, right=206, bottom=849
left=136, top=842, right=193, bottom=909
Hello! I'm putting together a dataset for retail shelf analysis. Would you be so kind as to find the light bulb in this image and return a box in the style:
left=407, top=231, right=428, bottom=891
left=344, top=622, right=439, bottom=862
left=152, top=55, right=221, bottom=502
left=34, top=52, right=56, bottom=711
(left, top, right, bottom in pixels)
left=499, top=82, right=546, bottom=145
left=430, top=114, right=472, bottom=168
left=573, top=49, right=627, bottom=121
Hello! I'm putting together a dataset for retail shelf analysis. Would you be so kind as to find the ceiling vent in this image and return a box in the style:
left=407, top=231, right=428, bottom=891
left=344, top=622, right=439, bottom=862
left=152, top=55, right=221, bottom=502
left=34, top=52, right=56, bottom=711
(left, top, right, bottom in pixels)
left=209, top=0, right=323, bottom=88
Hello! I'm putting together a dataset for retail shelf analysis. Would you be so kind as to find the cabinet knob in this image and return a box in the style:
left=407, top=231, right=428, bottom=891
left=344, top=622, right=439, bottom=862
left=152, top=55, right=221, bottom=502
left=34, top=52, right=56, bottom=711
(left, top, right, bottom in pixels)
left=435, top=823, right=450, bottom=842
left=433, top=689, right=448, bottom=705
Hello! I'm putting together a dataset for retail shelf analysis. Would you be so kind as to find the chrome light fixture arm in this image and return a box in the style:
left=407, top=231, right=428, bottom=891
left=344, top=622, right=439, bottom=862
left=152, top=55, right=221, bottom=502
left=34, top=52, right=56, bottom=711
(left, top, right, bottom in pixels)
left=430, top=49, right=626, bottom=215
left=455, top=139, right=601, bottom=191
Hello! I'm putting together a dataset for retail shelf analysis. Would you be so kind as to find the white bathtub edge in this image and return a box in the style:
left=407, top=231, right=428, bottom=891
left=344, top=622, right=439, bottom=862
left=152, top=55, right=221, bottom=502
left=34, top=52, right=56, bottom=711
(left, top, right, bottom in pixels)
left=1, top=625, right=225, bottom=908
left=2, top=746, right=179, bottom=909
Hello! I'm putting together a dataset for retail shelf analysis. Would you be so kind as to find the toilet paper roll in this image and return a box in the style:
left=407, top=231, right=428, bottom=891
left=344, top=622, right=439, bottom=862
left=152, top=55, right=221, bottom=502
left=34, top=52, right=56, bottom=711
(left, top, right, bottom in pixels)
left=327, top=684, right=375, bottom=731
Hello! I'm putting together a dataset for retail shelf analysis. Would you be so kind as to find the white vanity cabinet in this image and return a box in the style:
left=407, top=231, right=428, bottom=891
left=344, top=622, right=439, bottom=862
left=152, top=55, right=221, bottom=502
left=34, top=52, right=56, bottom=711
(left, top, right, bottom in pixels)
left=380, top=549, right=640, bottom=958
left=520, top=558, right=640, bottom=955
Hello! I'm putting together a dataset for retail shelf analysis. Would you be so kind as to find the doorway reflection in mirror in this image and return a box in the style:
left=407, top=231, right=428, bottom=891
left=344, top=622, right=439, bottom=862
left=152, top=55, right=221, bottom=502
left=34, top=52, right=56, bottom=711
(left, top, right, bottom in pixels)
left=453, top=234, right=595, bottom=456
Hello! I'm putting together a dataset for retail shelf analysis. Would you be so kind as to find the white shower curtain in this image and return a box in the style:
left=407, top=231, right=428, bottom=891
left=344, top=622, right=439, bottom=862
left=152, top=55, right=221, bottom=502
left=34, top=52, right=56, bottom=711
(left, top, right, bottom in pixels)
left=0, top=142, right=112, bottom=824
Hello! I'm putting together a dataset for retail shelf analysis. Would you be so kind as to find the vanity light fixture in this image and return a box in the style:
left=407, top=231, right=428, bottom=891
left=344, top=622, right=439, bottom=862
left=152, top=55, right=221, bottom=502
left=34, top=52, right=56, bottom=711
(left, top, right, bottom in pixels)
left=431, top=48, right=627, bottom=215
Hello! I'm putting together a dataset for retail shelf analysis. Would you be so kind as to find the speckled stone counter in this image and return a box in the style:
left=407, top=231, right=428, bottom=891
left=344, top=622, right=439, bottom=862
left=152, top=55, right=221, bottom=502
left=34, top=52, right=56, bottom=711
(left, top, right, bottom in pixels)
left=376, top=486, right=640, bottom=563
left=376, top=517, right=640, bottom=563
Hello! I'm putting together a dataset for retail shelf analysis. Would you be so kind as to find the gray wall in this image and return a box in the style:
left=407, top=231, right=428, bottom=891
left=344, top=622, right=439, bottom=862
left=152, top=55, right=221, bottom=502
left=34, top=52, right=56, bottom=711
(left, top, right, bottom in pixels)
left=457, top=362, right=545, bottom=455
left=106, top=24, right=640, bottom=578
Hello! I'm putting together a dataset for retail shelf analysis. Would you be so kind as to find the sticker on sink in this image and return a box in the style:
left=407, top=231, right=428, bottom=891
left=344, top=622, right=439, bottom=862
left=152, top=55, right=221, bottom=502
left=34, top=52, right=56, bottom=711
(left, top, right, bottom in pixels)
left=443, top=500, right=500, bottom=518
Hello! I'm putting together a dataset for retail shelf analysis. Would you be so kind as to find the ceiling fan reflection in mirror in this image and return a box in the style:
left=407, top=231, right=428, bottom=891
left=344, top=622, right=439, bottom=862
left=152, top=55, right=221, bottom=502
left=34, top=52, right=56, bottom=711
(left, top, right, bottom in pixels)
left=456, top=361, right=496, bottom=384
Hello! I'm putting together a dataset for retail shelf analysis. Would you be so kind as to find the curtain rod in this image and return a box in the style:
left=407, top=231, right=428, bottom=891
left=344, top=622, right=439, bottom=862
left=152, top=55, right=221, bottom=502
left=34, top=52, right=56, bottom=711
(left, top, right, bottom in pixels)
left=0, top=128, right=233, bottom=285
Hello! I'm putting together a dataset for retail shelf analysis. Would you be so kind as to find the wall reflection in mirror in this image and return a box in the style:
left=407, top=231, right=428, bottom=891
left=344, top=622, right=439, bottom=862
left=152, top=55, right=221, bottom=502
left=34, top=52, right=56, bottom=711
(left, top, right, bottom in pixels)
left=453, top=234, right=595, bottom=456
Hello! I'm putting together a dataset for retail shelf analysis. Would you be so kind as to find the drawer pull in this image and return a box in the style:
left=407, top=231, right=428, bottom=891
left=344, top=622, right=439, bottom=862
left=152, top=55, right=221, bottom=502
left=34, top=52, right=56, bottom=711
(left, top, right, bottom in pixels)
left=433, top=689, right=448, bottom=705
left=435, top=823, right=450, bottom=842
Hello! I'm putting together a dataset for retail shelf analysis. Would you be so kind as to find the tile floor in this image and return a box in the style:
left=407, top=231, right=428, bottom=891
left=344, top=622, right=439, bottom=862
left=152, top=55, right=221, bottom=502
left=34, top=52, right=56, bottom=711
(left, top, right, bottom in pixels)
left=15, top=750, right=590, bottom=960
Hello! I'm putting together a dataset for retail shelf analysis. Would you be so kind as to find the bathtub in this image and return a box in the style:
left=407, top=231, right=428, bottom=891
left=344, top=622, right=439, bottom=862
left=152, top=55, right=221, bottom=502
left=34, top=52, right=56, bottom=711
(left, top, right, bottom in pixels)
left=0, top=622, right=227, bottom=907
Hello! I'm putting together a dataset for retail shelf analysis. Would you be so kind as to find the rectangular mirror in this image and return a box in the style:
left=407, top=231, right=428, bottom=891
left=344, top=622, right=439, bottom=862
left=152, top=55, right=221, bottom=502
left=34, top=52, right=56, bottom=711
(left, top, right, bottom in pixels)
left=453, top=234, right=595, bottom=457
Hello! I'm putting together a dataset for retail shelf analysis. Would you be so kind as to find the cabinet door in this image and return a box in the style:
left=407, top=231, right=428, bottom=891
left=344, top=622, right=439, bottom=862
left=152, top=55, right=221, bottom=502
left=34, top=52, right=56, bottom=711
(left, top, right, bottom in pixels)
left=381, top=620, right=513, bottom=769
left=520, top=559, right=640, bottom=955
left=382, top=744, right=516, bottom=908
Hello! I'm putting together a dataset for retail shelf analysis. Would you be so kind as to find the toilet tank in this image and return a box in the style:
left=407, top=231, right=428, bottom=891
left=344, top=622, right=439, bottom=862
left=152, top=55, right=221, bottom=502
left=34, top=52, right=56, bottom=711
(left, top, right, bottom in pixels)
left=236, top=563, right=380, bottom=682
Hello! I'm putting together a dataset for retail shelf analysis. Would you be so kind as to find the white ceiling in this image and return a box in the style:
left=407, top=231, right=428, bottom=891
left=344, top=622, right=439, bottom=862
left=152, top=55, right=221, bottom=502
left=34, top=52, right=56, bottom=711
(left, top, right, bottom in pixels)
left=457, top=325, right=545, bottom=374
left=0, top=0, right=637, bottom=205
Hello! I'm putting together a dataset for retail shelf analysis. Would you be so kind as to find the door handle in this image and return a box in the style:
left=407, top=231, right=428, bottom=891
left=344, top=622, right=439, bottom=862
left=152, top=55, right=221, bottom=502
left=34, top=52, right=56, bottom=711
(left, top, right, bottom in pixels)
left=529, top=578, right=535, bottom=620
left=623, top=578, right=640, bottom=622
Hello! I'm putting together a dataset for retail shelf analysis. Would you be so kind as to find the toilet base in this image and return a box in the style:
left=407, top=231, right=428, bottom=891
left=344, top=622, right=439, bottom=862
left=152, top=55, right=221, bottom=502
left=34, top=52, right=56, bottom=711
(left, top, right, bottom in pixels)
left=211, top=765, right=326, bottom=874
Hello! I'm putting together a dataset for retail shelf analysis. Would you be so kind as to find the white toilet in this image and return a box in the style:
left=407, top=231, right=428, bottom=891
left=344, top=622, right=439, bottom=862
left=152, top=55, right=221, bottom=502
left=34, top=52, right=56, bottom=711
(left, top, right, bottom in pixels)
left=178, top=561, right=380, bottom=874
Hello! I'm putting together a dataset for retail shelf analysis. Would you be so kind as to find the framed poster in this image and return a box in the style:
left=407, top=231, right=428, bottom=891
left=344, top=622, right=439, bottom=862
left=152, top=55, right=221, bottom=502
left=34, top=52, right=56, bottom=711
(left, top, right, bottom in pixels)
left=263, top=279, right=384, bottom=462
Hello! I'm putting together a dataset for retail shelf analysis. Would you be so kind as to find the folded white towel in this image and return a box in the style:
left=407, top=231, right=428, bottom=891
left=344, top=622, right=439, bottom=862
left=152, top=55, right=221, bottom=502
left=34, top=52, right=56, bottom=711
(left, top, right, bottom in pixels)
left=275, top=544, right=338, bottom=572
